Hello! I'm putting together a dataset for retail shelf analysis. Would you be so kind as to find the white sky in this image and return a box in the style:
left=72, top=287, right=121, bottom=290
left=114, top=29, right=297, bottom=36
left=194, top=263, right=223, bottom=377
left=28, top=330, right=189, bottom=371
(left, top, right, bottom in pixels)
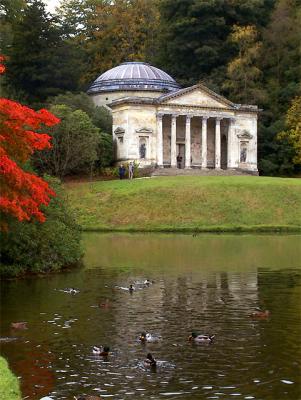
left=43, top=0, right=61, bottom=13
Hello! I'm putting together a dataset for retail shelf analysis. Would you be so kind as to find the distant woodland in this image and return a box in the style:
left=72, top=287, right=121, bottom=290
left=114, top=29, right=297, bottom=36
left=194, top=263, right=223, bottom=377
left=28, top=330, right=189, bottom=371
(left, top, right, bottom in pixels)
left=1, top=0, right=300, bottom=176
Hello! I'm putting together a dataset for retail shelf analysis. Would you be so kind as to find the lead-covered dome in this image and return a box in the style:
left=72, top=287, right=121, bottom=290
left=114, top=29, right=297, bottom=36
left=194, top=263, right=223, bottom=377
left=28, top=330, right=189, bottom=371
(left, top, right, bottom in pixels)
left=87, top=62, right=180, bottom=94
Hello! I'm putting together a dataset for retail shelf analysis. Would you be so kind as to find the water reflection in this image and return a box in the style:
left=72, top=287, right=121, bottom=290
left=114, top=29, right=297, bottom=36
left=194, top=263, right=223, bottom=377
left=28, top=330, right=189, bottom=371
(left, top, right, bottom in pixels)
left=0, top=233, right=300, bottom=399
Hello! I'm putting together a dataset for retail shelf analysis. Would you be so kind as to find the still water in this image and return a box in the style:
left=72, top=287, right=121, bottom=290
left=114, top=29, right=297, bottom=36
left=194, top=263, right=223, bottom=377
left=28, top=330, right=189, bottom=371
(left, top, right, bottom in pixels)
left=1, top=233, right=301, bottom=400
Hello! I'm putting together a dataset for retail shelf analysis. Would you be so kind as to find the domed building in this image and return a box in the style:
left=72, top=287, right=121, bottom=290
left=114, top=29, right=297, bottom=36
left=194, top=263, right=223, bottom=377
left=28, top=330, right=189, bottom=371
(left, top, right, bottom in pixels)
left=88, top=62, right=258, bottom=172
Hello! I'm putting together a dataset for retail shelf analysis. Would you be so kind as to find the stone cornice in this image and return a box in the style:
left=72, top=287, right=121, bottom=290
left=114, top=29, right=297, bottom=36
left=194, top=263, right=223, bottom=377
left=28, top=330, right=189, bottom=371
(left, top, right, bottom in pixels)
left=109, top=97, right=260, bottom=114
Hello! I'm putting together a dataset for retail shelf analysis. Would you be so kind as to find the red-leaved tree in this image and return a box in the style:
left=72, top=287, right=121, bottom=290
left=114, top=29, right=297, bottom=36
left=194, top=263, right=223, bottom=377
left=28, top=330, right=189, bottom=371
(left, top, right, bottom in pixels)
left=0, top=56, right=60, bottom=227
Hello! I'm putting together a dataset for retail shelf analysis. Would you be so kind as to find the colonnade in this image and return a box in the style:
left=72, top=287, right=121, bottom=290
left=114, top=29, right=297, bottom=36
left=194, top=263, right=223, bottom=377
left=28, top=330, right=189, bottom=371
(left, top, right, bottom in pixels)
left=157, top=113, right=235, bottom=169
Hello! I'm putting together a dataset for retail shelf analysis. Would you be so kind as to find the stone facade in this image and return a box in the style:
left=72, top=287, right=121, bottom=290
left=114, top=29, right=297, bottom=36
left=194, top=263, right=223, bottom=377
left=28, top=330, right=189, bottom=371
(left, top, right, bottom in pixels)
left=89, top=63, right=259, bottom=173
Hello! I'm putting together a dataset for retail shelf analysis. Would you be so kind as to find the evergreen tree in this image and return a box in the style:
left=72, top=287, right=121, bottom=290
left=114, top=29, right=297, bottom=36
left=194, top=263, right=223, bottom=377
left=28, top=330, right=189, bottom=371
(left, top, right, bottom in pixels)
left=257, top=0, right=301, bottom=175
left=5, top=0, right=83, bottom=105
left=155, top=0, right=275, bottom=88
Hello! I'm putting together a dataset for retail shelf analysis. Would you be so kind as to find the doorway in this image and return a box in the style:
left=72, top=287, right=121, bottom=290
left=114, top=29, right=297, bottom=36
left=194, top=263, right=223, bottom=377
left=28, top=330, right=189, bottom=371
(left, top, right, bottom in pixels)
left=176, top=144, right=185, bottom=168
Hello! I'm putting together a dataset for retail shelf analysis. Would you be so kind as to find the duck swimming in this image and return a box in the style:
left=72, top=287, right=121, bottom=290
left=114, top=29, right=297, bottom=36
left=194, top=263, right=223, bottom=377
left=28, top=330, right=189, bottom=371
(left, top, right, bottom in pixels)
left=144, top=353, right=156, bottom=368
left=139, top=331, right=160, bottom=343
left=188, top=332, right=215, bottom=343
left=92, top=345, right=110, bottom=356
left=139, top=332, right=153, bottom=343
left=250, top=309, right=270, bottom=318
left=11, top=322, right=27, bottom=330
left=129, top=284, right=135, bottom=292
left=98, top=299, right=110, bottom=308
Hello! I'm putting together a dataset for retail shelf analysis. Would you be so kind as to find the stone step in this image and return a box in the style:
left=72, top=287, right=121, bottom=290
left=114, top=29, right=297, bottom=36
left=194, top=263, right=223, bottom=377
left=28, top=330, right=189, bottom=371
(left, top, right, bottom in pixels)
left=151, top=168, right=257, bottom=177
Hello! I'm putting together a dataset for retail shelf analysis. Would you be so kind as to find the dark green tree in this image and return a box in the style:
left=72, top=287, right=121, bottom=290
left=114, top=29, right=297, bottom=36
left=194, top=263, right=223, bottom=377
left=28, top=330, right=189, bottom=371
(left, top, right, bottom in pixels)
left=49, top=91, right=112, bottom=133
left=257, top=0, right=301, bottom=175
left=5, top=0, right=83, bottom=105
left=155, top=0, right=275, bottom=88
left=34, top=104, right=100, bottom=177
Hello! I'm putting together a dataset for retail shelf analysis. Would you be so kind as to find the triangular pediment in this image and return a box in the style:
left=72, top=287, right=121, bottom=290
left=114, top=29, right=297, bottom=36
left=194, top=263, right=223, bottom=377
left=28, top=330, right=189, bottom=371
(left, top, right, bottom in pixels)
left=157, top=84, right=234, bottom=109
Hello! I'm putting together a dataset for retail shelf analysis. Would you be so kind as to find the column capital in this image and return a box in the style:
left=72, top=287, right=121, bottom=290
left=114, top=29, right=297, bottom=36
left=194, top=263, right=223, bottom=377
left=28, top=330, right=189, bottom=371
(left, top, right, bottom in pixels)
left=186, top=115, right=192, bottom=122
left=202, top=116, right=209, bottom=121
left=156, top=113, right=164, bottom=119
left=216, top=117, right=223, bottom=122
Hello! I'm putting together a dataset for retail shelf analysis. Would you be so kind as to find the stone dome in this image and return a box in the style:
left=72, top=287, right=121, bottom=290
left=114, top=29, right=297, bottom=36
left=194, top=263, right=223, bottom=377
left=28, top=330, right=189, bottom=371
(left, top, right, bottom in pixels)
left=87, top=62, right=181, bottom=94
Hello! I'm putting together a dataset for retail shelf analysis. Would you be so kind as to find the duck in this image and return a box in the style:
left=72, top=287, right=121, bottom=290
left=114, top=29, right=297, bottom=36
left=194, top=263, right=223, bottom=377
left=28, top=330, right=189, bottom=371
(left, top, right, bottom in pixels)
left=11, top=322, right=27, bottom=330
left=188, top=332, right=215, bottom=343
left=139, top=331, right=153, bottom=343
left=92, top=345, right=110, bottom=356
left=98, top=299, right=110, bottom=308
left=144, top=353, right=156, bottom=368
left=250, top=309, right=270, bottom=318
left=129, top=284, right=135, bottom=292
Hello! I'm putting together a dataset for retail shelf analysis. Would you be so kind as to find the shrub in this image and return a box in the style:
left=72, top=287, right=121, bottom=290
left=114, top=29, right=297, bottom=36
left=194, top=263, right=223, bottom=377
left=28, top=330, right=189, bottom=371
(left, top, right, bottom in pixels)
left=34, top=105, right=100, bottom=178
left=0, top=177, right=83, bottom=278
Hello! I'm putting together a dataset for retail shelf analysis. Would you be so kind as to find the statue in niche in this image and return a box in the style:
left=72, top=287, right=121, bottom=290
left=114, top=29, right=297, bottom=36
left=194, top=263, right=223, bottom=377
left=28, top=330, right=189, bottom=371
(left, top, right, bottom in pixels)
left=140, top=142, right=146, bottom=159
left=240, top=145, right=247, bottom=163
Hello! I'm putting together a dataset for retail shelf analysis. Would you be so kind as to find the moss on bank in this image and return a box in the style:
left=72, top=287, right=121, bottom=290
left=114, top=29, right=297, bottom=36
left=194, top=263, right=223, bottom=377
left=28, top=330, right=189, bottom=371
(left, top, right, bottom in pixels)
left=0, top=357, right=21, bottom=400
left=64, top=176, right=301, bottom=232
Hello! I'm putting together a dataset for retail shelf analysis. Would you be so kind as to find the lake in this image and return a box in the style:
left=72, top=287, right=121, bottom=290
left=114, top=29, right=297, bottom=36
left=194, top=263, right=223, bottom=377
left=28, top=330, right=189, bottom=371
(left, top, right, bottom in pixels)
left=1, top=233, right=301, bottom=400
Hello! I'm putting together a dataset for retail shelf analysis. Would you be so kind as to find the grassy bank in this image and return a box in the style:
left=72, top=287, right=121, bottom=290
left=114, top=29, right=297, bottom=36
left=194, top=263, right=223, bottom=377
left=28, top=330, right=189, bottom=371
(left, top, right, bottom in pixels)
left=65, top=176, right=301, bottom=232
left=0, top=357, right=21, bottom=400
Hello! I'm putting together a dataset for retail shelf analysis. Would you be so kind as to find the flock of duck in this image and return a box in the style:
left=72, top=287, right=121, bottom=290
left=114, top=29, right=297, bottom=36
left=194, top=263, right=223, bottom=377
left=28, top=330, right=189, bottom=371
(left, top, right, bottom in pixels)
left=88, top=281, right=270, bottom=372
left=91, top=330, right=215, bottom=370
left=9, top=279, right=270, bottom=400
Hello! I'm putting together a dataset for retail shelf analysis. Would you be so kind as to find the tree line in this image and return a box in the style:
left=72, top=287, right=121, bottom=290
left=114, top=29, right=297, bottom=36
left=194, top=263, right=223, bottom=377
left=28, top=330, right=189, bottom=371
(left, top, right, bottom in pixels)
left=1, top=0, right=300, bottom=176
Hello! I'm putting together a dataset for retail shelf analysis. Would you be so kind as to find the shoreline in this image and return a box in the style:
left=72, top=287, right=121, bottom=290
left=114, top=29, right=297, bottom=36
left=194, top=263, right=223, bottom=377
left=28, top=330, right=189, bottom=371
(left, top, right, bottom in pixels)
left=81, top=225, right=301, bottom=233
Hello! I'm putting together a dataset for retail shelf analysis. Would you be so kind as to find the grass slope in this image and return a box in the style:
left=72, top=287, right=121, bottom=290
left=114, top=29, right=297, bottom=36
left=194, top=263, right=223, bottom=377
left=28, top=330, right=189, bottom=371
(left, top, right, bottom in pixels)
left=65, top=176, right=301, bottom=232
left=0, top=357, right=21, bottom=400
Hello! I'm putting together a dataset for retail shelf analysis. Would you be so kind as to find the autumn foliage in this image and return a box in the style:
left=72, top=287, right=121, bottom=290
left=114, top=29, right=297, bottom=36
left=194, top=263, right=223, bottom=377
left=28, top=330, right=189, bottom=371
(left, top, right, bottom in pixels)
left=0, top=56, right=60, bottom=225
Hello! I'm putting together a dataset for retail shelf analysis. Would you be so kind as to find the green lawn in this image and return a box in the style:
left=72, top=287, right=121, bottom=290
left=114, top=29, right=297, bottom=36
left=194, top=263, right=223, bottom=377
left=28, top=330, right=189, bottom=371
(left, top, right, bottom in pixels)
left=0, top=357, right=21, bottom=400
left=65, top=176, right=301, bottom=232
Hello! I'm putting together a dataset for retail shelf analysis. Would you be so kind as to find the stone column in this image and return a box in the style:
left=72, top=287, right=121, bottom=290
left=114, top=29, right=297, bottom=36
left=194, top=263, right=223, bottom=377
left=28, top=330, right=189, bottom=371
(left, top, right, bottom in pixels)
left=156, top=113, right=163, bottom=167
left=227, top=118, right=235, bottom=169
left=215, top=117, right=222, bottom=169
left=201, top=116, right=208, bottom=169
left=185, top=115, right=192, bottom=168
left=171, top=114, right=177, bottom=167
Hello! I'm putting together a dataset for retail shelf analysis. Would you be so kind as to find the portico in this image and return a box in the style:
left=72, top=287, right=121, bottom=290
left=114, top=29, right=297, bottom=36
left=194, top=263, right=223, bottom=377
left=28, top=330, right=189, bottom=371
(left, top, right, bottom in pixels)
left=156, top=113, right=236, bottom=170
